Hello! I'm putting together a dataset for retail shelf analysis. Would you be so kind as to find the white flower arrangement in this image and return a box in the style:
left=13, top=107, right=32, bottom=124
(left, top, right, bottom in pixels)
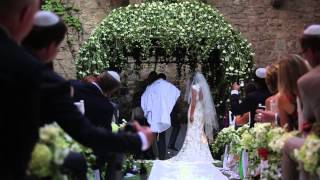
left=268, top=129, right=299, bottom=154
left=76, top=1, right=254, bottom=119
left=294, top=134, right=320, bottom=175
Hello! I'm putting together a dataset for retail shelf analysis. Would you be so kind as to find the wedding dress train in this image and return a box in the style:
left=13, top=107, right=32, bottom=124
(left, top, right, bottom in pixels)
left=148, top=83, right=227, bottom=180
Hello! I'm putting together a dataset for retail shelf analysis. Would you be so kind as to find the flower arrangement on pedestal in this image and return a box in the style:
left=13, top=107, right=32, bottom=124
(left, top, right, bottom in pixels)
left=28, top=124, right=72, bottom=179
left=294, top=133, right=320, bottom=177
left=211, top=123, right=303, bottom=179
left=28, top=121, right=153, bottom=179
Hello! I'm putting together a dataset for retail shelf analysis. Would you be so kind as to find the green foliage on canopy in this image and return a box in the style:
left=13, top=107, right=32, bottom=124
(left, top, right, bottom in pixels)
left=76, top=1, right=255, bottom=118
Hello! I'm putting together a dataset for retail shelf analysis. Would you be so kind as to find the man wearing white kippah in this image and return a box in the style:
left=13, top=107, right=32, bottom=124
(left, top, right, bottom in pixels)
left=230, top=68, right=271, bottom=127
left=282, top=24, right=320, bottom=180
left=0, top=0, right=43, bottom=179
left=21, top=10, right=154, bottom=180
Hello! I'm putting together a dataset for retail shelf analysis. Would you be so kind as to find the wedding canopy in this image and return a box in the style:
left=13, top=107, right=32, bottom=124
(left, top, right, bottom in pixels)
left=76, top=0, right=254, bottom=118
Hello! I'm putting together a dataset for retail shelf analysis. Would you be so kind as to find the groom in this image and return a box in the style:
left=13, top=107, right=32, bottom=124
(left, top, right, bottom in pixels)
left=141, top=73, right=180, bottom=160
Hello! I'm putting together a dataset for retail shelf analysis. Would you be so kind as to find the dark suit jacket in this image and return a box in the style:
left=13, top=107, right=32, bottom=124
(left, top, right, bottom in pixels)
left=70, top=80, right=114, bottom=131
left=231, top=89, right=271, bottom=127
left=0, top=28, right=44, bottom=179
left=40, top=69, right=142, bottom=155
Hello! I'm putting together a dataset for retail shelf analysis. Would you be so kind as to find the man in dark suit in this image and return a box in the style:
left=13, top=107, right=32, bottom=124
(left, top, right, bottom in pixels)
left=18, top=12, right=153, bottom=180
left=0, top=0, right=44, bottom=179
left=230, top=69, right=271, bottom=127
left=71, top=71, right=121, bottom=131
left=71, top=71, right=124, bottom=179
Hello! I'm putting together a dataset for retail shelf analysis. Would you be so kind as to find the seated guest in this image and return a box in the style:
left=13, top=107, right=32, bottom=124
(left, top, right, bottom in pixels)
left=277, top=54, right=310, bottom=131
left=231, top=68, right=271, bottom=127
left=22, top=10, right=154, bottom=179
left=282, top=24, right=320, bottom=180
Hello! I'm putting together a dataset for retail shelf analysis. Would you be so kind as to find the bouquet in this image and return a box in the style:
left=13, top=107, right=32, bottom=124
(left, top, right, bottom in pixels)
left=211, top=126, right=239, bottom=155
left=28, top=123, right=70, bottom=179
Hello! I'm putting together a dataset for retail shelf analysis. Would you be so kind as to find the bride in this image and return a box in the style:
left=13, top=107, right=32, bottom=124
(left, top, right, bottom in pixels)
left=148, top=72, right=227, bottom=180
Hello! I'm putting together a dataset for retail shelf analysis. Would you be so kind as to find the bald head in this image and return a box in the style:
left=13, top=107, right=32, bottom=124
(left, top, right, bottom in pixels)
left=0, top=0, right=39, bottom=43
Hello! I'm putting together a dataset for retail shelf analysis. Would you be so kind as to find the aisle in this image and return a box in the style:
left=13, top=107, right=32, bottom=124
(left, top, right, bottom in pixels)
left=149, top=160, right=228, bottom=180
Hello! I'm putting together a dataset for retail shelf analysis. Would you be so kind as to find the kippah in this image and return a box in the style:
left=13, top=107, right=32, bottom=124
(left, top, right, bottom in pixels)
left=255, top=68, right=266, bottom=78
left=303, top=24, right=320, bottom=36
left=108, top=71, right=121, bottom=82
left=34, top=11, right=59, bottom=26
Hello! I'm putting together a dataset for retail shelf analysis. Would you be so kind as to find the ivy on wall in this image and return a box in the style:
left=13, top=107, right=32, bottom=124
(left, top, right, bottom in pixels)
left=76, top=0, right=254, bottom=120
left=41, top=0, right=82, bottom=32
left=41, top=0, right=83, bottom=78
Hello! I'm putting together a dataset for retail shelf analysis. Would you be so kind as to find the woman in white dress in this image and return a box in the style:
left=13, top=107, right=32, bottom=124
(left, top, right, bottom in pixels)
left=148, top=72, right=228, bottom=180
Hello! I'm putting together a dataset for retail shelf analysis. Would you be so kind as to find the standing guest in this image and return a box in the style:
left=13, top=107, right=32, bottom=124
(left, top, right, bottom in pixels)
left=21, top=10, right=154, bottom=179
left=255, top=63, right=280, bottom=124
left=282, top=24, right=320, bottom=180
left=71, top=71, right=121, bottom=131
left=71, top=71, right=127, bottom=180
left=0, top=0, right=44, bottom=179
left=277, top=54, right=310, bottom=131
left=231, top=68, right=271, bottom=127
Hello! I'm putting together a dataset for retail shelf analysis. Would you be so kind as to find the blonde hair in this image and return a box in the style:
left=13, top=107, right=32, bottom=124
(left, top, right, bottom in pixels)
left=278, top=54, right=311, bottom=95
left=265, top=63, right=279, bottom=94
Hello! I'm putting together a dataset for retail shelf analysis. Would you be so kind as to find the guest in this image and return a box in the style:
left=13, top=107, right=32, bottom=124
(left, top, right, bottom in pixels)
left=231, top=68, right=271, bottom=127
left=234, top=82, right=257, bottom=125
left=255, top=63, right=280, bottom=124
left=277, top=54, right=310, bottom=130
left=22, top=10, right=154, bottom=179
left=282, top=24, right=320, bottom=180
left=71, top=71, right=121, bottom=131
left=0, top=0, right=44, bottom=178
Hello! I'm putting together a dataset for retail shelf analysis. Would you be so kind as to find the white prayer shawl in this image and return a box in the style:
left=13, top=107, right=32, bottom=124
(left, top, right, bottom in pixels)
left=141, top=79, right=180, bottom=133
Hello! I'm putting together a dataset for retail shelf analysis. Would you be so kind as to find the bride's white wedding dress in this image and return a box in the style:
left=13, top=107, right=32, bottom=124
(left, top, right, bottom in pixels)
left=148, top=84, right=227, bottom=180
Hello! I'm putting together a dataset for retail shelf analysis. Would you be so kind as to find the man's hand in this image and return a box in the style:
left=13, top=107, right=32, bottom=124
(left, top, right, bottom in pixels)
left=133, top=121, right=154, bottom=148
left=232, top=82, right=240, bottom=91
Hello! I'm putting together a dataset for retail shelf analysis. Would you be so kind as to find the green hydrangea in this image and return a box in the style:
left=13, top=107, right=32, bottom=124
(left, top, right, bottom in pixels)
left=294, top=134, right=320, bottom=174
left=29, top=143, right=53, bottom=177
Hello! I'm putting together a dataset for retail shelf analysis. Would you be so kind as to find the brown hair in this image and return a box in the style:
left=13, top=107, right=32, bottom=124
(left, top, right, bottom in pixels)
left=96, top=71, right=121, bottom=93
left=278, top=54, right=311, bottom=95
left=265, top=63, right=279, bottom=94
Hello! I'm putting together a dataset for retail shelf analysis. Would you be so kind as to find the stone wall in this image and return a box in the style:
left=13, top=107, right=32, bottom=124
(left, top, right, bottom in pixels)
left=54, top=0, right=320, bottom=79
left=210, top=0, right=320, bottom=66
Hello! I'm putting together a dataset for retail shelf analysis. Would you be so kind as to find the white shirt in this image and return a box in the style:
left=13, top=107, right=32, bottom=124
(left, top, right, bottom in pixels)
left=141, top=79, right=181, bottom=133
